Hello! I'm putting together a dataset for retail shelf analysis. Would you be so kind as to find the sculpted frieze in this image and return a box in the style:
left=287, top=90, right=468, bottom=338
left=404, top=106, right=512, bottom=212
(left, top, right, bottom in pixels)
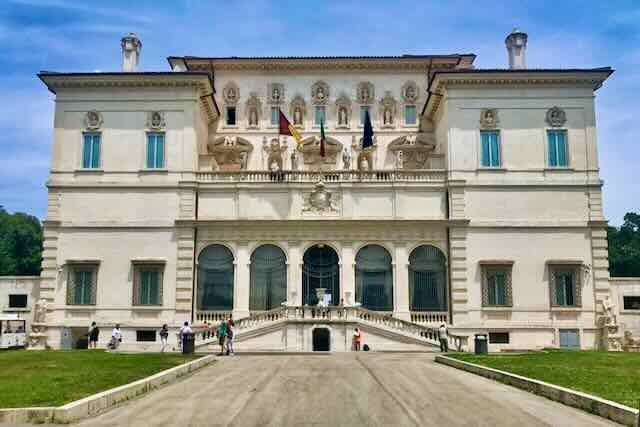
left=388, top=133, right=436, bottom=169
left=208, top=135, right=253, bottom=170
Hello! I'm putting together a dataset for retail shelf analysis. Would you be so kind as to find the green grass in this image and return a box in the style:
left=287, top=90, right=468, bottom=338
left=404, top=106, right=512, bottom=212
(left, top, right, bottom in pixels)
left=0, top=350, right=201, bottom=408
left=449, top=350, right=640, bottom=408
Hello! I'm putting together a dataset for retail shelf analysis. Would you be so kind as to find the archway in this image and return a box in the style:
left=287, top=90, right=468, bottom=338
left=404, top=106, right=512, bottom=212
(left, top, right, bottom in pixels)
left=312, top=328, right=330, bottom=351
left=250, top=244, right=287, bottom=311
left=197, top=244, right=234, bottom=311
left=409, top=245, right=447, bottom=311
left=355, top=245, right=393, bottom=311
left=302, top=245, right=340, bottom=306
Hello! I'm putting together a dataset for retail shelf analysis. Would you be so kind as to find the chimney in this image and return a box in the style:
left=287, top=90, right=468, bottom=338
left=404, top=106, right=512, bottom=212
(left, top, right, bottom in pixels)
left=505, top=29, right=527, bottom=69
left=121, top=33, right=142, bottom=72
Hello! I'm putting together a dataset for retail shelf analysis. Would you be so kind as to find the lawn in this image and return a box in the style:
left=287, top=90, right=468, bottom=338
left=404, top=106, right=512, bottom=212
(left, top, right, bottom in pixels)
left=449, top=351, right=640, bottom=408
left=0, top=350, right=201, bottom=408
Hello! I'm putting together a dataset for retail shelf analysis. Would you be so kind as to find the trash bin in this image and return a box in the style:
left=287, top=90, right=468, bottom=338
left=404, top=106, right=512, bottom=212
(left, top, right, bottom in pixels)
left=182, top=332, right=195, bottom=354
left=474, top=334, right=488, bottom=355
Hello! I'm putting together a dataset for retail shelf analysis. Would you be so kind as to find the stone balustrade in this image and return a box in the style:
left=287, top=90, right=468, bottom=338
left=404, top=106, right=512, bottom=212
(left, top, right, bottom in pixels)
left=410, top=311, right=449, bottom=325
left=195, top=311, right=232, bottom=323
left=195, top=169, right=446, bottom=183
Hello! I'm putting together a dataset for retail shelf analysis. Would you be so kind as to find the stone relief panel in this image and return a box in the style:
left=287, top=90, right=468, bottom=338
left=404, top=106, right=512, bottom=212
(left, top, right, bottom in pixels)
left=207, top=135, right=253, bottom=171
left=401, top=81, right=419, bottom=103
left=334, top=93, right=352, bottom=128
left=289, top=94, right=306, bottom=127
left=245, top=92, right=262, bottom=128
left=146, top=111, right=165, bottom=130
left=479, top=108, right=499, bottom=129
left=311, top=81, right=330, bottom=105
left=298, top=136, right=342, bottom=169
left=357, top=82, right=375, bottom=104
left=388, top=133, right=436, bottom=169
left=380, top=91, right=397, bottom=127
left=268, top=83, right=284, bottom=105
left=263, top=137, right=288, bottom=171
left=84, top=110, right=103, bottom=130
left=546, top=106, right=567, bottom=127
left=223, top=81, right=240, bottom=105
left=352, top=135, right=378, bottom=171
left=302, top=181, right=340, bottom=216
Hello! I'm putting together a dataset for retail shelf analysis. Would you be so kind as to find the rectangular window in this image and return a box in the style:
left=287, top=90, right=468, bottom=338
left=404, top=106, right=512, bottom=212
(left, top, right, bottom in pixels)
left=226, top=107, right=236, bottom=126
left=559, top=329, right=580, bottom=348
left=481, top=264, right=513, bottom=306
left=270, top=107, right=279, bottom=126
left=67, top=264, right=98, bottom=305
left=8, top=294, right=28, bottom=308
left=133, top=264, right=163, bottom=306
left=136, top=330, right=157, bottom=342
left=623, top=296, right=640, bottom=310
left=314, top=106, right=326, bottom=125
left=146, top=133, right=165, bottom=169
left=360, top=106, right=370, bottom=125
left=489, top=332, right=510, bottom=344
left=550, top=265, right=581, bottom=307
left=82, top=133, right=101, bottom=169
left=405, top=105, right=417, bottom=125
left=480, top=130, right=501, bottom=167
left=548, top=130, right=568, bottom=167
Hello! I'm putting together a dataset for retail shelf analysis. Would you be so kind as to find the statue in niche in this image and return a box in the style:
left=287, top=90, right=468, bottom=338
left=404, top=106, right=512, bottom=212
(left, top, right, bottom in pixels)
left=405, top=85, right=415, bottom=101
left=384, top=107, right=393, bottom=125
left=342, top=148, right=351, bottom=170
left=249, top=108, right=258, bottom=127
left=360, top=156, right=369, bottom=171
left=360, top=86, right=370, bottom=103
left=34, top=299, right=47, bottom=324
left=273, top=87, right=281, bottom=102
left=603, top=296, right=616, bottom=326
left=290, top=150, right=298, bottom=171
left=316, top=86, right=326, bottom=102
left=396, top=150, right=404, bottom=169
left=294, top=107, right=303, bottom=125
left=338, top=106, right=347, bottom=126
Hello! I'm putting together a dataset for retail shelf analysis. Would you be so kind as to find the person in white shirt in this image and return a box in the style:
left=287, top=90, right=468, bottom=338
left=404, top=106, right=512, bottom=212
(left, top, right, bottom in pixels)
left=110, top=324, right=122, bottom=350
left=179, top=321, right=192, bottom=349
left=438, top=324, right=449, bottom=353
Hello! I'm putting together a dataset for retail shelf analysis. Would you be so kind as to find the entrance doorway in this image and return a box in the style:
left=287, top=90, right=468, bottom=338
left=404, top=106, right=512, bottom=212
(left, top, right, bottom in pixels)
left=312, top=328, right=330, bottom=351
left=302, top=245, right=340, bottom=306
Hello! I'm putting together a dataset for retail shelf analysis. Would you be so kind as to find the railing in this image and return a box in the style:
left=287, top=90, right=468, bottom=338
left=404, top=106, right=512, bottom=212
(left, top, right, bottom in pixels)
left=410, top=311, right=449, bottom=325
left=195, top=169, right=446, bottom=183
left=196, top=311, right=232, bottom=323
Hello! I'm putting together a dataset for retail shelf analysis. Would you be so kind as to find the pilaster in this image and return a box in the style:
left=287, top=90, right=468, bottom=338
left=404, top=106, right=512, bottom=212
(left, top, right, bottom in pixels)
left=39, top=222, right=60, bottom=304
left=287, top=242, right=303, bottom=306
left=341, top=242, right=355, bottom=305
left=234, top=241, right=250, bottom=318
left=175, top=227, right=195, bottom=322
left=394, top=242, right=410, bottom=320
left=449, top=226, right=469, bottom=325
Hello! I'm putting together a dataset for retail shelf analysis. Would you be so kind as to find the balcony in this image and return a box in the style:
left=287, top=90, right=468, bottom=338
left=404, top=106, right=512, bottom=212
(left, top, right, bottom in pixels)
left=194, top=169, right=446, bottom=183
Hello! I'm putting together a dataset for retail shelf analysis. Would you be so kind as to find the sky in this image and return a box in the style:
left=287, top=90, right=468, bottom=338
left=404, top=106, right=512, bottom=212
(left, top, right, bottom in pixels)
left=0, top=0, right=638, bottom=225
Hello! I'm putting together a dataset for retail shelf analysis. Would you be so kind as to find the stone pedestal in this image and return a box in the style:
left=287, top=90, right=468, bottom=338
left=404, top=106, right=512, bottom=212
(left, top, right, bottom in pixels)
left=28, top=323, right=48, bottom=350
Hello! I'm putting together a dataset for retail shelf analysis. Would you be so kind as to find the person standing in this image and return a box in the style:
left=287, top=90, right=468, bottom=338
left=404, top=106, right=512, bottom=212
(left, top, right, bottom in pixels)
left=159, top=324, right=169, bottom=352
left=438, top=324, right=449, bottom=353
left=226, top=315, right=235, bottom=356
left=352, top=328, right=361, bottom=351
left=179, top=321, right=192, bottom=349
left=110, top=324, right=122, bottom=350
left=217, top=319, right=227, bottom=356
left=88, top=321, right=99, bottom=349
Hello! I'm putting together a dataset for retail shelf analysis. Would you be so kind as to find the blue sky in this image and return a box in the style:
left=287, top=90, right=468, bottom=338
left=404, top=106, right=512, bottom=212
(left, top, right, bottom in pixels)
left=0, top=0, right=638, bottom=225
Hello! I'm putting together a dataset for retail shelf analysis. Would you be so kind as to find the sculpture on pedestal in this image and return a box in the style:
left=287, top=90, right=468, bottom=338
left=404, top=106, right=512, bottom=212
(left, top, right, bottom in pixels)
left=342, top=148, right=351, bottom=170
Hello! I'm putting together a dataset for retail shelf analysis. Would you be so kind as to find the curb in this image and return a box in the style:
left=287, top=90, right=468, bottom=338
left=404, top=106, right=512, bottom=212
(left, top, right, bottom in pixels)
left=435, top=355, right=639, bottom=426
left=0, top=355, right=215, bottom=424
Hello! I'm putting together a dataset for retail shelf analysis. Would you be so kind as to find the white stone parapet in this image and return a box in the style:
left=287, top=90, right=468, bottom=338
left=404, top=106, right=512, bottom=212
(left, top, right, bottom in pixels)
left=195, top=169, right=446, bottom=183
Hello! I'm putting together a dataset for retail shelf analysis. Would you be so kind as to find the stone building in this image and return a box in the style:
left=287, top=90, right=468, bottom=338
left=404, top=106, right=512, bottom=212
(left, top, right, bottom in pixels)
left=29, top=30, right=636, bottom=352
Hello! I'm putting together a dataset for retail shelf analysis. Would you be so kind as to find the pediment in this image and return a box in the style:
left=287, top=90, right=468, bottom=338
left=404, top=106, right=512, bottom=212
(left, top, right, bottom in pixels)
left=388, top=133, right=436, bottom=170
left=298, top=136, right=343, bottom=167
left=208, top=135, right=254, bottom=170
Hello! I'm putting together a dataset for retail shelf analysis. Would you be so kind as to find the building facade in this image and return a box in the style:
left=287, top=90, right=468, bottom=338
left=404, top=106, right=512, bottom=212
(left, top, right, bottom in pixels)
left=31, top=31, right=628, bottom=351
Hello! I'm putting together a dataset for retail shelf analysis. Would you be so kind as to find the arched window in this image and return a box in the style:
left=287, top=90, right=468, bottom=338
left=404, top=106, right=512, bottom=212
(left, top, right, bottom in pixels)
left=250, top=245, right=287, bottom=311
left=303, top=245, right=340, bottom=306
left=197, top=244, right=234, bottom=311
left=355, top=245, right=393, bottom=311
left=409, top=245, right=447, bottom=311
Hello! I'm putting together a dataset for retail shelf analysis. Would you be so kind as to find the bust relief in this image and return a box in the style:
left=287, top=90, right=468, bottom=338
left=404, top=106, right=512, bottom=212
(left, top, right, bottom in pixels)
left=268, top=83, right=284, bottom=105
left=147, top=111, right=165, bottom=130
left=479, top=108, right=499, bottom=129
left=401, top=81, right=419, bottom=103
left=357, top=82, right=375, bottom=104
left=223, top=82, right=240, bottom=105
left=85, top=110, right=103, bottom=130
left=311, top=81, right=330, bottom=105
left=546, top=106, right=567, bottom=127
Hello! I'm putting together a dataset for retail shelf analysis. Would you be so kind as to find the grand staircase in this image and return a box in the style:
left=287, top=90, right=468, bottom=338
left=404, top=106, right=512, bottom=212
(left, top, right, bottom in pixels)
left=193, top=306, right=468, bottom=352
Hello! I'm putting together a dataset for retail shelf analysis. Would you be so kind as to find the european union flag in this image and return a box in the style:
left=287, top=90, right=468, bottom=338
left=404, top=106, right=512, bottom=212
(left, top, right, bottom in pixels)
left=362, top=109, right=374, bottom=149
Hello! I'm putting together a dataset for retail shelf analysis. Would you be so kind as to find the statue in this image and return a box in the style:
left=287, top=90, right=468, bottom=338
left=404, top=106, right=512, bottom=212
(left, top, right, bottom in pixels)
left=603, top=296, right=616, bottom=325
left=249, top=108, right=258, bottom=127
left=316, top=86, right=326, bottom=101
left=273, top=87, right=281, bottom=102
left=240, top=152, right=248, bottom=170
left=396, top=150, right=404, bottom=169
left=361, top=86, right=369, bottom=102
left=34, top=299, right=47, bottom=324
left=405, top=85, right=415, bottom=100
left=384, top=107, right=393, bottom=125
left=270, top=160, right=280, bottom=172
left=338, top=106, right=347, bottom=126
left=360, top=157, right=369, bottom=171
left=294, top=107, right=302, bottom=125
left=342, top=148, right=351, bottom=170
left=290, top=150, right=298, bottom=171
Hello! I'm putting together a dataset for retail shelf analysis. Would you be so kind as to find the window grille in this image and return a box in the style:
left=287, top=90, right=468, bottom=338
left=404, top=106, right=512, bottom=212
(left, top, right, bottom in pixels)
left=67, top=264, right=98, bottom=305
left=549, top=265, right=581, bottom=307
left=481, top=264, right=513, bottom=307
left=133, top=264, right=164, bottom=306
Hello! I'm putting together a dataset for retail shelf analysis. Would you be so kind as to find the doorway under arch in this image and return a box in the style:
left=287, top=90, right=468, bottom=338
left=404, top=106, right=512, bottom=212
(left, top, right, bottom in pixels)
left=312, top=328, right=330, bottom=351
left=302, top=245, right=340, bottom=306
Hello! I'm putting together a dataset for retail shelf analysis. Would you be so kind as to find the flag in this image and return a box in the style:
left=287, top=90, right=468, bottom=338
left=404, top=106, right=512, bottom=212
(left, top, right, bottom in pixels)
left=362, top=109, right=374, bottom=149
left=320, top=118, right=326, bottom=157
left=278, top=110, right=303, bottom=148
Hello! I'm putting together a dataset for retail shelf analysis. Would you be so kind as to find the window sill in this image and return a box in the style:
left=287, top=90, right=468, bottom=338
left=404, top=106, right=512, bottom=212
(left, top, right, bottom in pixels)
left=544, top=167, right=574, bottom=172
left=550, top=306, right=583, bottom=312
left=477, top=167, right=506, bottom=172
left=74, top=169, right=104, bottom=174
left=621, top=309, right=640, bottom=314
left=222, top=125, right=239, bottom=129
left=481, top=306, right=513, bottom=311
left=64, top=305, right=97, bottom=310
left=3, top=307, right=31, bottom=312
left=138, top=169, right=168, bottom=174
left=131, top=306, right=164, bottom=310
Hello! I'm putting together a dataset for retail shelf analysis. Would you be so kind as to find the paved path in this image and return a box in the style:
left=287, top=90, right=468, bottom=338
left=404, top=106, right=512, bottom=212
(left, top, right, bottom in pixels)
left=71, top=353, right=616, bottom=427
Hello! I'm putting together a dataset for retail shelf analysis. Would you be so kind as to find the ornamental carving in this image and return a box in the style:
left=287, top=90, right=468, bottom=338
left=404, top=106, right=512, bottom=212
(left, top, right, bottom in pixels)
left=302, top=181, right=339, bottom=214
left=245, top=93, right=262, bottom=128
left=479, top=108, right=499, bottom=129
left=401, top=81, right=419, bottom=103
left=207, top=135, right=253, bottom=171
left=268, top=83, right=284, bottom=105
left=298, top=135, right=342, bottom=169
left=388, top=133, right=436, bottom=169
left=352, top=135, right=377, bottom=171
left=147, top=111, right=165, bottom=130
left=546, top=106, right=567, bottom=127
left=334, top=94, right=351, bottom=127
left=84, top=110, right=103, bottom=130
left=263, top=137, right=288, bottom=171
left=357, top=81, right=375, bottom=104
left=222, top=82, right=239, bottom=105
left=311, top=81, right=330, bottom=105
left=380, top=91, right=397, bottom=127
left=289, top=94, right=306, bottom=126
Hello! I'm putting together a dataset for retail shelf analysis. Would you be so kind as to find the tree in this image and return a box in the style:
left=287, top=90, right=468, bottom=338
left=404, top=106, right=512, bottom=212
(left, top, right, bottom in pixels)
left=0, top=207, right=43, bottom=276
left=608, top=212, right=640, bottom=277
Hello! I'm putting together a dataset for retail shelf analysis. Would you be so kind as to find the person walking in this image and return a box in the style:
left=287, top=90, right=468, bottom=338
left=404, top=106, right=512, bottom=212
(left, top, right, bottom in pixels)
left=438, top=324, right=449, bottom=353
left=226, top=315, right=235, bottom=356
left=159, top=324, right=169, bottom=352
left=110, top=324, right=122, bottom=350
left=352, top=328, right=361, bottom=351
left=88, top=321, right=99, bottom=349
left=217, top=319, right=228, bottom=356
left=179, top=321, right=192, bottom=349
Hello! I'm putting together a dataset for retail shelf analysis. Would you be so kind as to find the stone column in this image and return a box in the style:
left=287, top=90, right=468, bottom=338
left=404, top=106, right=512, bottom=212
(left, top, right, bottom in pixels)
left=288, top=242, right=303, bottom=306
left=394, top=242, right=410, bottom=321
left=234, top=242, right=250, bottom=318
left=341, top=242, right=355, bottom=306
